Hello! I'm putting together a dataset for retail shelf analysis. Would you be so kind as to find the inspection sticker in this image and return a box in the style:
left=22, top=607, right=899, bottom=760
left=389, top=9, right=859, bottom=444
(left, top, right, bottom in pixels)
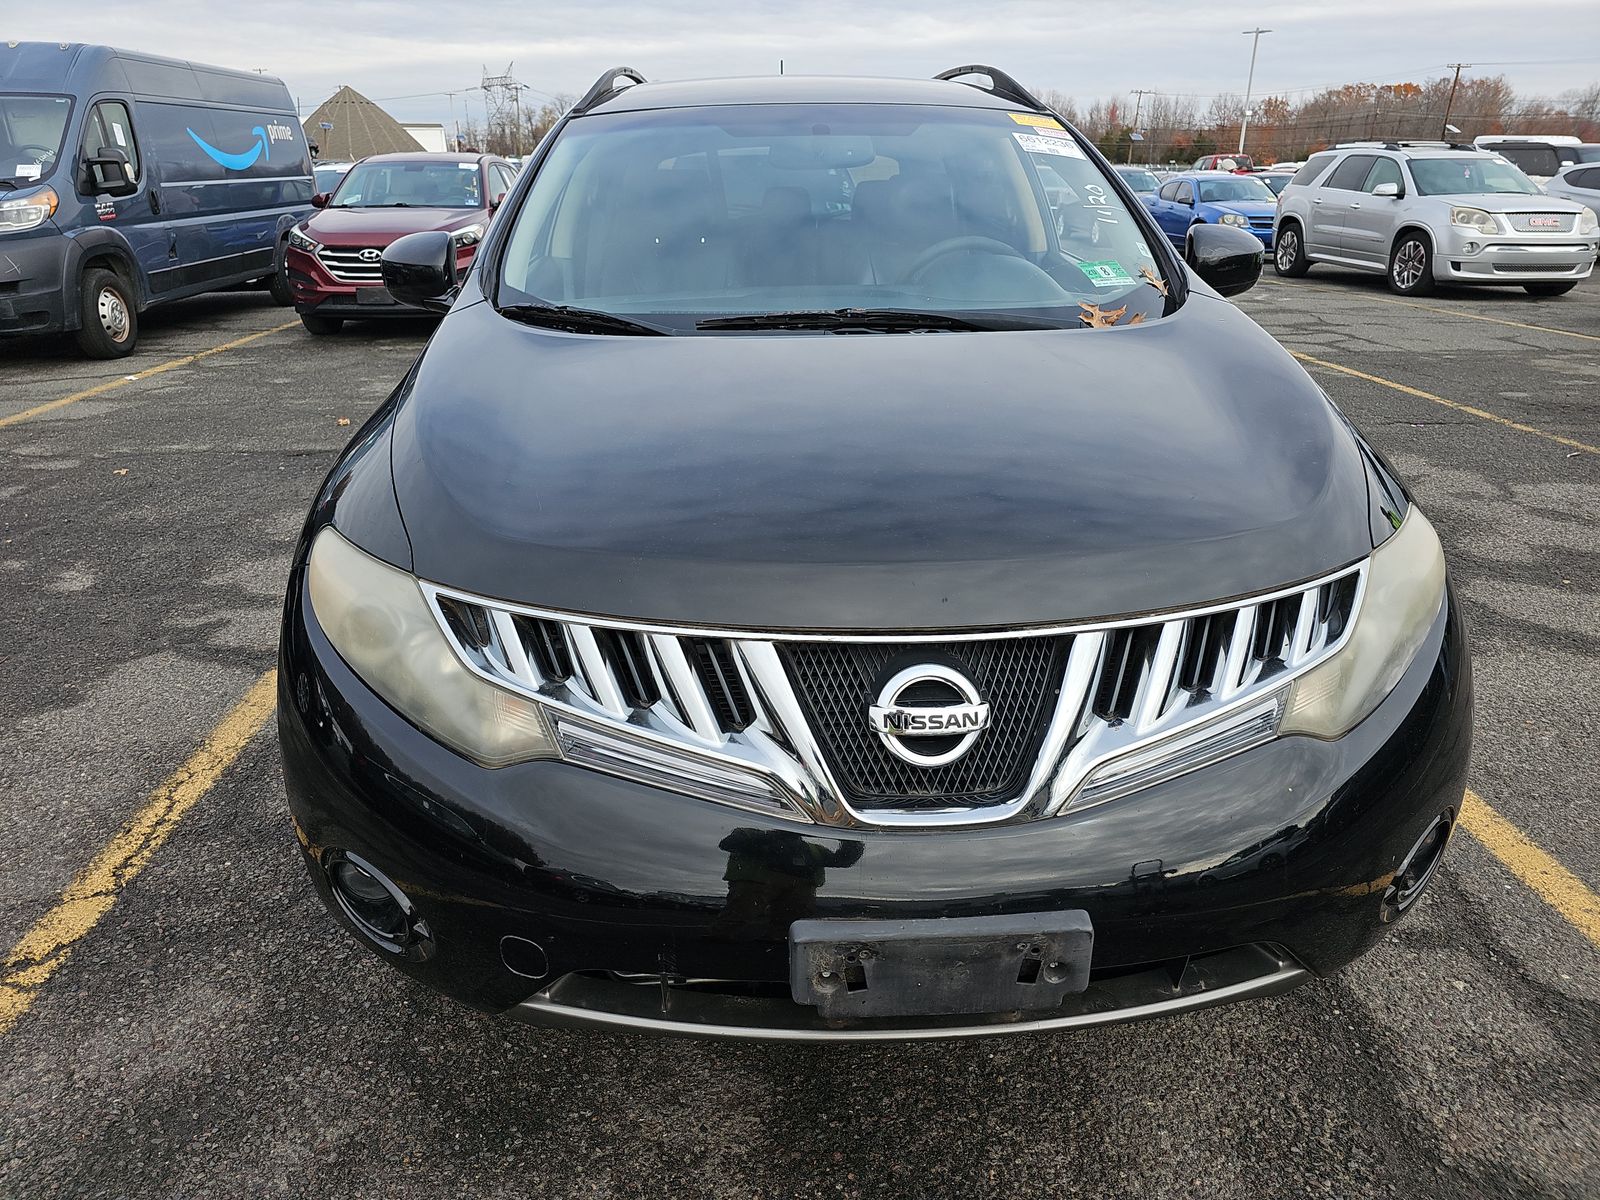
left=1013, top=131, right=1084, bottom=159
left=1009, top=112, right=1064, bottom=129
left=1079, top=260, right=1135, bottom=288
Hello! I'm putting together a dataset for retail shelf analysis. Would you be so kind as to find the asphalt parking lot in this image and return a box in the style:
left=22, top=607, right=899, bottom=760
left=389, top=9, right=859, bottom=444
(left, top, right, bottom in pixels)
left=1, top=270, right=1597, bottom=1199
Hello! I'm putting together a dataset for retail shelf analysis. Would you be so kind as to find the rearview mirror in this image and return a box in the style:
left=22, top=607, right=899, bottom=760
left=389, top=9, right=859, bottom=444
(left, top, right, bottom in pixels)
left=86, top=147, right=137, bottom=197
left=1186, top=223, right=1263, bottom=297
left=382, top=230, right=457, bottom=314
left=1372, top=181, right=1402, bottom=198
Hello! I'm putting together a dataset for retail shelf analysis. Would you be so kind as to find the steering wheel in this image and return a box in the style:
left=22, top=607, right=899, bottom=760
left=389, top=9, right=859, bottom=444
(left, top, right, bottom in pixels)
left=903, top=236, right=1025, bottom=281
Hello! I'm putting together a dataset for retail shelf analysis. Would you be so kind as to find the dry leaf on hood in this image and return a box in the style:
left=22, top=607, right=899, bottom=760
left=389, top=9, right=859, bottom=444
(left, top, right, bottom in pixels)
left=1078, top=301, right=1129, bottom=329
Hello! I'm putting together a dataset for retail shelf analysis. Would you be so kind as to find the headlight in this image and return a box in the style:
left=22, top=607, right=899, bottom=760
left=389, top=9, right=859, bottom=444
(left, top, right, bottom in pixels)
left=1218, top=212, right=1249, bottom=227
left=307, top=528, right=557, bottom=767
left=1450, top=207, right=1499, bottom=235
left=0, top=187, right=59, bottom=233
left=287, top=225, right=320, bottom=252
left=1579, top=208, right=1599, bottom=236
left=451, top=222, right=487, bottom=247
left=1280, top=509, right=1446, bottom=739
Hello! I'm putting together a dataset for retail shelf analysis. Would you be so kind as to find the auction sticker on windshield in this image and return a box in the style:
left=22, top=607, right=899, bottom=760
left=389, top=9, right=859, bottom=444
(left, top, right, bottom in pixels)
left=1014, top=131, right=1084, bottom=158
left=1009, top=112, right=1064, bottom=129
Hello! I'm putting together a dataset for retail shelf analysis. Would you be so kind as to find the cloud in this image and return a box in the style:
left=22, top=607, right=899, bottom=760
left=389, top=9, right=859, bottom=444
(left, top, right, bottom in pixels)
left=10, top=0, right=1599, bottom=124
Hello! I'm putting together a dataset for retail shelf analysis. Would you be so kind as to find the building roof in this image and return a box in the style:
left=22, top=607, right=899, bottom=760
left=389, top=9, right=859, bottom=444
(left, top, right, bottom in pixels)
left=302, top=85, right=424, bottom=160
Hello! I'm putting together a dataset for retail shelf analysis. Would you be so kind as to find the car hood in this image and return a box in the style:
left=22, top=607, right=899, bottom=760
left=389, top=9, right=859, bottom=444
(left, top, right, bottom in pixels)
left=1446, top=193, right=1585, bottom=214
left=306, top=206, right=484, bottom=245
left=388, top=294, right=1372, bottom=632
left=1209, top=200, right=1277, bottom=218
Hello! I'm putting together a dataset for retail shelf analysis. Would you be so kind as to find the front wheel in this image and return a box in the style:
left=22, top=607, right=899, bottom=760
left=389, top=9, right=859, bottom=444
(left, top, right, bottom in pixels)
left=300, top=313, right=343, bottom=335
left=1274, top=223, right=1310, bottom=277
left=268, top=245, right=293, bottom=306
left=73, top=267, right=138, bottom=359
left=1389, top=234, right=1435, bottom=296
left=1523, top=282, right=1577, bottom=297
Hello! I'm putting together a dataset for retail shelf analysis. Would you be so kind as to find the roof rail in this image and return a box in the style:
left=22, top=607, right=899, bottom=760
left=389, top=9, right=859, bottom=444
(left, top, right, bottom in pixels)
left=572, top=67, right=647, bottom=116
left=1333, top=139, right=1478, bottom=152
left=933, top=65, right=1043, bottom=111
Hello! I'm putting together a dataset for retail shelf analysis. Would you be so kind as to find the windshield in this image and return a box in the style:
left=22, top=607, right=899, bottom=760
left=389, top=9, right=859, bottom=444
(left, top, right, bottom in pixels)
left=314, top=164, right=348, bottom=192
left=1409, top=157, right=1540, bottom=196
left=331, top=159, right=483, bottom=208
left=498, top=103, right=1170, bottom=332
left=1482, top=144, right=1560, bottom=178
left=1261, top=174, right=1292, bottom=195
left=1198, top=176, right=1276, bottom=203
left=1116, top=168, right=1159, bottom=193
left=0, top=93, right=73, bottom=185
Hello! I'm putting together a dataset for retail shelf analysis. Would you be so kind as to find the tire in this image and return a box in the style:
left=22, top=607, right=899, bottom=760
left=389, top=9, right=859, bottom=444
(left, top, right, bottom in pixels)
left=300, top=312, right=343, bottom=335
left=1523, top=282, right=1577, bottom=297
left=1274, top=222, right=1310, bottom=277
left=1388, top=233, right=1435, bottom=296
left=268, top=244, right=293, bottom=306
left=72, top=267, right=138, bottom=358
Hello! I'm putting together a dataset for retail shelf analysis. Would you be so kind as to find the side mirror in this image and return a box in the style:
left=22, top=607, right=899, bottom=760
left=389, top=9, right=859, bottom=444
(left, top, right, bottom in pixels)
left=382, top=230, right=457, bottom=314
left=1372, top=181, right=1402, bottom=199
left=1186, top=223, right=1263, bottom=297
left=490, top=192, right=505, bottom=211
left=86, top=147, right=137, bottom=197
left=311, top=192, right=331, bottom=209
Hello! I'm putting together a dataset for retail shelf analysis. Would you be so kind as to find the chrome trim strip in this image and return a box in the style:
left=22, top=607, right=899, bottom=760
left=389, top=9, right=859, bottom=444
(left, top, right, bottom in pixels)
left=418, top=562, right=1369, bottom=643
left=509, top=965, right=1311, bottom=1042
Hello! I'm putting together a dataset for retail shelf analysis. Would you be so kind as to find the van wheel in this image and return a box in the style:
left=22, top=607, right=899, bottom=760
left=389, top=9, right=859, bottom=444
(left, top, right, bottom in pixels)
left=269, top=246, right=294, bottom=306
left=1523, top=282, right=1576, bottom=297
left=1389, top=234, right=1435, bottom=295
left=74, top=267, right=138, bottom=359
left=1274, top=223, right=1310, bottom=277
left=301, top=313, right=343, bottom=335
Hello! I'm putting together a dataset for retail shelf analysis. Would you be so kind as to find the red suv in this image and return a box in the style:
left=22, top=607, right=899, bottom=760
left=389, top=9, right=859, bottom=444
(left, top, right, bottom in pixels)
left=285, top=153, right=515, bottom=333
left=1191, top=153, right=1257, bottom=174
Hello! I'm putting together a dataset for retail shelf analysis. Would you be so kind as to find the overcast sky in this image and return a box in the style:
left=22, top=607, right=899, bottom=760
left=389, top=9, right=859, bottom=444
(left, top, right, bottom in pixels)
left=13, top=1, right=1600, bottom=125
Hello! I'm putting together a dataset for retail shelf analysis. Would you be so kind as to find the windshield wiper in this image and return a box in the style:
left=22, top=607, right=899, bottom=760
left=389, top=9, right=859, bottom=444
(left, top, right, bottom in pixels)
left=695, top=307, right=1063, bottom=332
left=498, top=303, right=671, bottom=337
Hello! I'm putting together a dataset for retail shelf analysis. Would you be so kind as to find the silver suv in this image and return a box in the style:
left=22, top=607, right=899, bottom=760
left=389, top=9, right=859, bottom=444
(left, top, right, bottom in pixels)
left=1273, top=141, right=1600, bottom=296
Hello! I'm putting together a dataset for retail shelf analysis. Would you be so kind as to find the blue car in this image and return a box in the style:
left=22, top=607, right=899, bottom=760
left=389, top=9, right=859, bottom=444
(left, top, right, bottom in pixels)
left=1144, top=171, right=1278, bottom=254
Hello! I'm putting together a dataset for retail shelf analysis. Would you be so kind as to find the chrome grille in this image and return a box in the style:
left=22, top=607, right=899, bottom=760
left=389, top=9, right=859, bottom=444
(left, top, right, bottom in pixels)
left=421, top=563, right=1365, bottom=828
left=1504, top=212, right=1575, bottom=233
left=780, top=637, right=1068, bottom=810
left=315, top=245, right=385, bottom=283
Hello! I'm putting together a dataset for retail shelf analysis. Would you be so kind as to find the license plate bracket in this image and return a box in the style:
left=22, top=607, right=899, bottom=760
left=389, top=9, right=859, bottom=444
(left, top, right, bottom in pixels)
left=790, top=912, right=1093, bottom=1019
left=355, top=286, right=395, bottom=306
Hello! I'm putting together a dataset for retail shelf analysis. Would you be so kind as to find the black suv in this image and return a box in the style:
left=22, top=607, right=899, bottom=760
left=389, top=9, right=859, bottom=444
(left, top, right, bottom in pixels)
left=279, top=67, right=1472, bottom=1040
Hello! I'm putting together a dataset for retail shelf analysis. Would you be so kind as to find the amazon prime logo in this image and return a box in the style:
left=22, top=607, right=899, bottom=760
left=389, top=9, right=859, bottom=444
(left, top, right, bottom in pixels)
left=868, top=664, right=990, bottom=767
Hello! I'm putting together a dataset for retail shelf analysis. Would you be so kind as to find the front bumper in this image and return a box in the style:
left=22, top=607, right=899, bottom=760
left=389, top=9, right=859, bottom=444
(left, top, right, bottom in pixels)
left=286, top=242, right=474, bottom=318
left=279, top=569, right=1472, bottom=1039
left=0, top=226, right=72, bottom=335
left=1434, top=231, right=1599, bottom=283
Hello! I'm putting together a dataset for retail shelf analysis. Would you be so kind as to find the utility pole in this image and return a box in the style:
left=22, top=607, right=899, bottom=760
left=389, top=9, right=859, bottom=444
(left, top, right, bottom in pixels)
left=1238, top=27, right=1272, bottom=155
left=1128, top=89, right=1153, bottom=163
left=1440, top=63, right=1470, bottom=140
left=446, top=91, right=462, bottom=150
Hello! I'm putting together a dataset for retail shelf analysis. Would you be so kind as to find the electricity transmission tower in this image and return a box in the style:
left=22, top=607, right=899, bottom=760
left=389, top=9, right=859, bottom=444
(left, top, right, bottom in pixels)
left=480, top=64, right=524, bottom=155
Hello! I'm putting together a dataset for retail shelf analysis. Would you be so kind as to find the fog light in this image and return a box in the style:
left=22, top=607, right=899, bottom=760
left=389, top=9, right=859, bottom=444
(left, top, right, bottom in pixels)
left=327, top=851, right=429, bottom=954
left=1462, top=241, right=1479, bottom=254
left=1382, top=813, right=1453, bottom=922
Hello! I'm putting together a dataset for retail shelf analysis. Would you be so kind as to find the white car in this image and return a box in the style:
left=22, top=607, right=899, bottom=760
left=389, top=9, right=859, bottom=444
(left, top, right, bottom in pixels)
left=1273, top=141, right=1599, bottom=296
left=1543, top=162, right=1600, bottom=222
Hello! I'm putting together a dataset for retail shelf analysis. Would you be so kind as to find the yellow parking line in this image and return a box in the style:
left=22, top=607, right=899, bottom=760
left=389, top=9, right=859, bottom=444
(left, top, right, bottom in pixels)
left=1460, top=789, right=1600, bottom=950
left=1292, top=351, right=1599, bottom=457
left=1261, top=279, right=1600, bottom=344
left=0, top=670, right=277, bottom=1037
left=0, top=320, right=299, bottom=430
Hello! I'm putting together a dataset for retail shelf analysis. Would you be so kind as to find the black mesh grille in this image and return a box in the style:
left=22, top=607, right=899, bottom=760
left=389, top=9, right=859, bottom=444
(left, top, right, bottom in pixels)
left=779, top=637, right=1070, bottom=810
